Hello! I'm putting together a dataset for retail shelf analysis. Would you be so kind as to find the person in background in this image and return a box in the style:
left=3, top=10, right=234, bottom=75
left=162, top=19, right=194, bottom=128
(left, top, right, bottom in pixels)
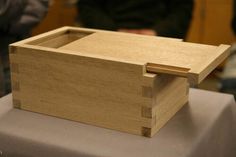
left=220, top=0, right=236, bottom=97
left=0, top=0, right=48, bottom=96
left=77, top=0, right=194, bottom=39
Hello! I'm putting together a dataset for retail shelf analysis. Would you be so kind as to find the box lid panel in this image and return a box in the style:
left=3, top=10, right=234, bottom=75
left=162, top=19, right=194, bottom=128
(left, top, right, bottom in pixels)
left=59, top=31, right=230, bottom=84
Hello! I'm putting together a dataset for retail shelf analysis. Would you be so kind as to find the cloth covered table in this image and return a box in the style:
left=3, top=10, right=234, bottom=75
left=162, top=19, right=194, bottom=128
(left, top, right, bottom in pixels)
left=0, top=89, right=236, bottom=157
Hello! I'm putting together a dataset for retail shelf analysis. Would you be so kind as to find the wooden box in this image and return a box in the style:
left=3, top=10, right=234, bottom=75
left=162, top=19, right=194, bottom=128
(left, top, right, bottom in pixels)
left=10, top=27, right=230, bottom=137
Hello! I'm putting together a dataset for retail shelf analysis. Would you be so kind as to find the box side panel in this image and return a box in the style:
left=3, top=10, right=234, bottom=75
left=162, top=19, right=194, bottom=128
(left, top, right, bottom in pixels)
left=151, top=76, right=189, bottom=136
left=139, top=74, right=189, bottom=137
left=10, top=46, right=153, bottom=135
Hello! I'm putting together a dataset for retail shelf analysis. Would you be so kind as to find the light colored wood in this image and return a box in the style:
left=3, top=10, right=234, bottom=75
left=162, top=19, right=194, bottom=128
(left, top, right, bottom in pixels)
left=9, top=27, right=230, bottom=137
left=10, top=45, right=188, bottom=136
left=58, top=28, right=230, bottom=84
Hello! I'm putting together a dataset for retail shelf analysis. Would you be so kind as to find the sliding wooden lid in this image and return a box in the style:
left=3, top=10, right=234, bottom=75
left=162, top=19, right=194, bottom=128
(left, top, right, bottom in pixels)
left=58, top=30, right=230, bottom=85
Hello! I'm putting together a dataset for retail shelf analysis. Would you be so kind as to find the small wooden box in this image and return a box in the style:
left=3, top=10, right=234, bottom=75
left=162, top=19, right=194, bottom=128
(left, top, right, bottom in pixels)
left=10, top=27, right=230, bottom=137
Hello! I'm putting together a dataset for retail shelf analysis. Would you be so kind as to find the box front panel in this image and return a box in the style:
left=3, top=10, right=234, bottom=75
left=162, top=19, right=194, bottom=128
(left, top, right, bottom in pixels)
left=10, top=46, right=153, bottom=135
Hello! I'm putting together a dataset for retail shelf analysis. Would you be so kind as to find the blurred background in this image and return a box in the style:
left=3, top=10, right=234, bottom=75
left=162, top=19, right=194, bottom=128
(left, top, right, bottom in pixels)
left=32, top=0, right=235, bottom=44
left=1, top=0, right=236, bottom=97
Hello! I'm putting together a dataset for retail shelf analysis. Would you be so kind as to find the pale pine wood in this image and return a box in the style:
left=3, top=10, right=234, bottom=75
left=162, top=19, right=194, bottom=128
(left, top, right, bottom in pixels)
left=58, top=28, right=230, bottom=84
left=9, top=27, right=230, bottom=137
left=10, top=46, right=153, bottom=135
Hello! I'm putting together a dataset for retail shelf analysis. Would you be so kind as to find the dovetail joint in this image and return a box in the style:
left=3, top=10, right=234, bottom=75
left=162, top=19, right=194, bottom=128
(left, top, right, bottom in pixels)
left=141, top=127, right=151, bottom=137
left=10, top=63, right=19, bottom=73
left=10, top=46, right=17, bottom=54
left=13, top=99, right=21, bottom=109
left=142, top=86, right=153, bottom=98
left=12, top=81, right=20, bottom=91
left=141, top=106, right=152, bottom=118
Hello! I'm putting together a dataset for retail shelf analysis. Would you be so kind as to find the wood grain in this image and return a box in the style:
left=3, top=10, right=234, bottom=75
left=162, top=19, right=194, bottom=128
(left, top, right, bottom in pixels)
left=9, top=27, right=230, bottom=137
left=59, top=28, right=230, bottom=84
